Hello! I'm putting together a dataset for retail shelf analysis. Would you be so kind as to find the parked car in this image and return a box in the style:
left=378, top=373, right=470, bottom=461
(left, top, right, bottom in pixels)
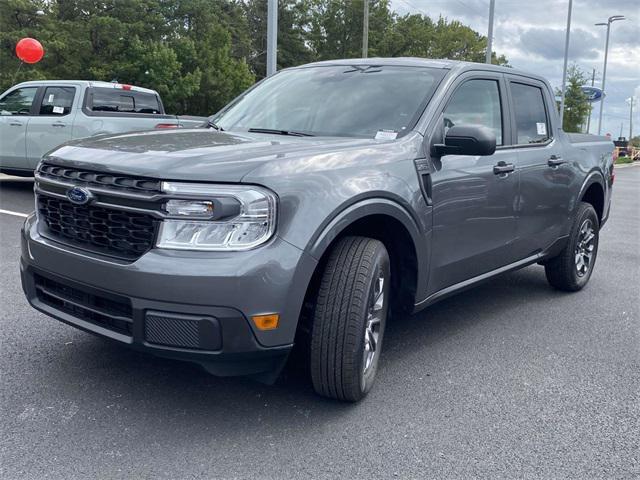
left=20, top=59, right=615, bottom=401
left=0, top=80, right=206, bottom=176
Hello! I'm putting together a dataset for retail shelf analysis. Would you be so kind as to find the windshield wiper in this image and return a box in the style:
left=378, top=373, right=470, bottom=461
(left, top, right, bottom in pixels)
left=248, top=127, right=314, bottom=137
left=207, top=119, right=224, bottom=131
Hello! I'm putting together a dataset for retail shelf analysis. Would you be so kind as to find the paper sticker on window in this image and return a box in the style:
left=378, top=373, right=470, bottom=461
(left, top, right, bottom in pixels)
left=375, top=130, right=398, bottom=141
left=52, top=106, right=64, bottom=114
left=536, top=122, right=547, bottom=136
left=48, top=94, right=54, bottom=103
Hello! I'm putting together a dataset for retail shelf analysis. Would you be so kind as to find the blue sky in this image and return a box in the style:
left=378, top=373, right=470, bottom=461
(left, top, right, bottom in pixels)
left=391, top=0, right=640, bottom=138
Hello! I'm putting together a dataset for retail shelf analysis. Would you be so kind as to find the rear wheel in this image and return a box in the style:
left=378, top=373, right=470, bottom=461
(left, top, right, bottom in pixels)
left=545, top=202, right=599, bottom=291
left=309, top=236, right=390, bottom=402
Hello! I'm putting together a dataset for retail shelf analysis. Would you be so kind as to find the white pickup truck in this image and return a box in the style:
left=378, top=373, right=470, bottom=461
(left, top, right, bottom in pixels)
left=0, top=80, right=206, bottom=176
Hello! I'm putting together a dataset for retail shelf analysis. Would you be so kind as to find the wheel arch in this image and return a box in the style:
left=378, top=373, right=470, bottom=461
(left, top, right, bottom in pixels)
left=578, top=170, right=606, bottom=223
left=304, top=198, right=427, bottom=316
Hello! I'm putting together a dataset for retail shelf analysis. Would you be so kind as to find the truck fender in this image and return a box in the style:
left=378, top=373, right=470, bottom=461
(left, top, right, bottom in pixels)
left=575, top=169, right=607, bottom=224
left=305, top=197, right=429, bottom=302
left=578, top=169, right=605, bottom=201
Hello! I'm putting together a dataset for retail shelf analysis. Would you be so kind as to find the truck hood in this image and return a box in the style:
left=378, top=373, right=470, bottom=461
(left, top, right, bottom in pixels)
left=47, top=129, right=391, bottom=182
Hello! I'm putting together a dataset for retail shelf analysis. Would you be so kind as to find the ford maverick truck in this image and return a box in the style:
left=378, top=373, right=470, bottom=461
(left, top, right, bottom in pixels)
left=0, top=80, right=205, bottom=176
left=20, top=59, right=614, bottom=401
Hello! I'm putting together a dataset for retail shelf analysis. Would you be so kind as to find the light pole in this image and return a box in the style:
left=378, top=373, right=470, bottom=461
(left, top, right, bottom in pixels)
left=266, top=0, right=278, bottom=77
left=627, top=97, right=636, bottom=140
left=363, top=0, right=369, bottom=58
left=596, top=15, right=625, bottom=135
left=586, top=68, right=596, bottom=134
left=485, top=0, right=495, bottom=64
left=559, top=0, right=573, bottom=128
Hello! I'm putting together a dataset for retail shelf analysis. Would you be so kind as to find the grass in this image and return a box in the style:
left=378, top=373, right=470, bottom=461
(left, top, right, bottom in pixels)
left=616, top=156, right=633, bottom=164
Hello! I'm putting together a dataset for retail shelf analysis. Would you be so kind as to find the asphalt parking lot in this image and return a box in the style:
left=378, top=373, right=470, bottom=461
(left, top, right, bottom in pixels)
left=1, top=166, right=638, bottom=479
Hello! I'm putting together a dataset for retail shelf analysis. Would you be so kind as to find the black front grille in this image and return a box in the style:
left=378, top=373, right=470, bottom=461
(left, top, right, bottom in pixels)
left=34, top=274, right=132, bottom=336
left=38, top=196, right=156, bottom=260
left=39, top=163, right=162, bottom=194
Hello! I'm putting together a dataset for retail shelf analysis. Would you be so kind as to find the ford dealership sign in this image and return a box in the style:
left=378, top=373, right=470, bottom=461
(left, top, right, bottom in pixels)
left=581, top=86, right=605, bottom=103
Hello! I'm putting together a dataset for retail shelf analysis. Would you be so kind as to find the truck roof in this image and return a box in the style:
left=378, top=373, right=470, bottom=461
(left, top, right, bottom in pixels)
left=293, top=57, right=550, bottom=85
left=12, top=79, right=158, bottom=95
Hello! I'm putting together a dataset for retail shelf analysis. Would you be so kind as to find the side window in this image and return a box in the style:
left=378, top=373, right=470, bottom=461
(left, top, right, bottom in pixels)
left=89, top=88, right=161, bottom=114
left=39, top=87, right=76, bottom=116
left=510, top=83, right=550, bottom=144
left=0, top=87, right=38, bottom=116
left=443, top=79, right=503, bottom=145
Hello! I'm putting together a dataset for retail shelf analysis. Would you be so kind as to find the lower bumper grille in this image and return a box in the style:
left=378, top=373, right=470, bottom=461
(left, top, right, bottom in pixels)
left=34, top=274, right=133, bottom=336
left=37, top=195, right=156, bottom=260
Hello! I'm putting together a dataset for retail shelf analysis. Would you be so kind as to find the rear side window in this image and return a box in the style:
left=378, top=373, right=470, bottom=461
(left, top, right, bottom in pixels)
left=511, top=83, right=551, bottom=144
left=88, top=88, right=161, bottom=114
left=443, top=79, right=503, bottom=145
left=0, top=87, right=37, bottom=115
left=39, top=86, right=75, bottom=115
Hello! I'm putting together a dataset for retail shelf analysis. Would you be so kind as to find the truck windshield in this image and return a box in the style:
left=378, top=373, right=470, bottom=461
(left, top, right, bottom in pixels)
left=214, top=65, right=446, bottom=138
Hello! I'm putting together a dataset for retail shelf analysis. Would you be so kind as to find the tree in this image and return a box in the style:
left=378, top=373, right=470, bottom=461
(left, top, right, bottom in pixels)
left=557, top=64, right=590, bottom=132
left=379, top=14, right=509, bottom=65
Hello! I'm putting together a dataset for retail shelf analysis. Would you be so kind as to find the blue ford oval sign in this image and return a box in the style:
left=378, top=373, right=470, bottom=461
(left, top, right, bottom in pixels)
left=66, top=187, right=93, bottom=205
left=581, top=86, right=605, bottom=103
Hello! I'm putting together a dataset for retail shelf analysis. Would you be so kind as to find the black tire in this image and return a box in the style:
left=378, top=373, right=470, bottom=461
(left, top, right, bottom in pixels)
left=545, top=202, right=599, bottom=291
left=309, top=236, right=390, bottom=402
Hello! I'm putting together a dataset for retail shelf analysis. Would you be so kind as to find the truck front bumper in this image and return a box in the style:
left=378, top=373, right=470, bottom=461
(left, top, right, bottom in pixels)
left=20, top=214, right=317, bottom=378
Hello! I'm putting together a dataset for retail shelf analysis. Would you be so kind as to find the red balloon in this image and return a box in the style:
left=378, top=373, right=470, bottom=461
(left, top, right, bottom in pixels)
left=16, top=38, right=44, bottom=64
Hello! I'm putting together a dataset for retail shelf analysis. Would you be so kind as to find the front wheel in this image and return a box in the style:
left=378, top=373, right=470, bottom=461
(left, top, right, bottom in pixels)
left=545, top=202, right=599, bottom=291
left=309, top=236, right=390, bottom=402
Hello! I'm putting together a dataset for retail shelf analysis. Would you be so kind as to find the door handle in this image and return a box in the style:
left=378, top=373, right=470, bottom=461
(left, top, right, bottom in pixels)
left=52, top=122, right=66, bottom=128
left=548, top=155, right=566, bottom=167
left=9, top=121, right=23, bottom=126
left=493, top=162, right=515, bottom=175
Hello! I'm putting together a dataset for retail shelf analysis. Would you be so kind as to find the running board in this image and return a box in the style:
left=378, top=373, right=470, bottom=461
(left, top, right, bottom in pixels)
left=412, top=235, right=569, bottom=313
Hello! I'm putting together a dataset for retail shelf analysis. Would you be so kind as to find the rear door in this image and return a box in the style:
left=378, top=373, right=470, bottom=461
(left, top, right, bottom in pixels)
left=0, top=86, right=38, bottom=170
left=506, top=77, right=576, bottom=258
left=427, top=72, right=520, bottom=293
left=26, top=85, right=78, bottom=168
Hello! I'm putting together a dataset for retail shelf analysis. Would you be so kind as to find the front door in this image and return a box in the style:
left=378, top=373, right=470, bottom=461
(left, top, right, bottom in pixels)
left=428, top=74, right=519, bottom=294
left=26, top=86, right=77, bottom=168
left=0, top=86, right=38, bottom=170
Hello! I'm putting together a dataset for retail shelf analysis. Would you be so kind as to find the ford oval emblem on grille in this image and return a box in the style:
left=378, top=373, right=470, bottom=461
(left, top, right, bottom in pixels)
left=66, top=187, right=93, bottom=205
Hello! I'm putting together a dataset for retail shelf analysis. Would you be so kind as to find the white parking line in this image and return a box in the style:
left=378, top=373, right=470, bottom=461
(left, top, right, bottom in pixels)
left=0, top=209, right=29, bottom=218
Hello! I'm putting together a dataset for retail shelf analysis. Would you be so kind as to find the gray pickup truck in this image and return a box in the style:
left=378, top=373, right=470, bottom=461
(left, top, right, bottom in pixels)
left=20, top=59, right=614, bottom=401
left=0, top=80, right=205, bottom=176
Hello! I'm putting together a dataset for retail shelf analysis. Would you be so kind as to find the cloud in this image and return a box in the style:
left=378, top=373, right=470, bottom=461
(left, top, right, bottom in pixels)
left=518, top=28, right=599, bottom=60
left=612, top=22, right=640, bottom=47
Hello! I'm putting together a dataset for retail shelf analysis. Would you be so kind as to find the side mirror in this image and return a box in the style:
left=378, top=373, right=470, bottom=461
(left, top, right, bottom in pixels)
left=432, top=125, right=497, bottom=157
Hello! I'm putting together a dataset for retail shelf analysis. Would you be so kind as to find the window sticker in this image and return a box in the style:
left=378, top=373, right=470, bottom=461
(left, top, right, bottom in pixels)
left=48, top=94, right=54, bottom=103
left=52, top=106, right=64, bottom=114
left=375, top=130, right=398, bottom=141
left=536, top=122, right=547, bottom=136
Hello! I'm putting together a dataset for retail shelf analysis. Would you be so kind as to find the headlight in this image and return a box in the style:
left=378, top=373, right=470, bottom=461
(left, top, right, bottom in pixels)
left=156, top=182, right=277, bottom=251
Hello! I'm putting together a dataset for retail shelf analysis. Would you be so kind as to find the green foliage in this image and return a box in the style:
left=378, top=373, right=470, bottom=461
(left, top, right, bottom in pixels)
left=557, top=64, right=591, bottom=133
left=630, top=136, right=640, bottom=148
left=1, top=0, right=509, bottom=115
left=378, top=14, right=509, bottom=65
